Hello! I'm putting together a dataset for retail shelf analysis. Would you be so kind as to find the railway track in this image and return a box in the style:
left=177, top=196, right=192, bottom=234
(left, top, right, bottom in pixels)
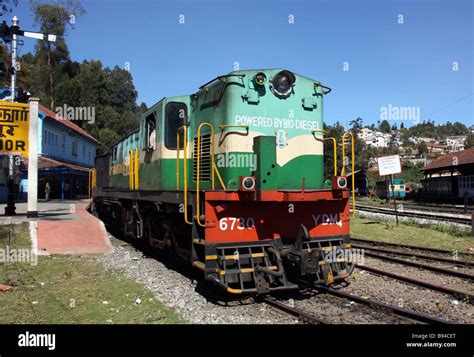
left=316, top=286, right=453, bottom=324
left=355, top=264, right=474, bottom=304
left=352, top=242, right=474, bottom=268
left=263, top=288, right=453, bottom=325
left=354, top=204, right=471, bottom=225
left=263, top=296, right=328, bottom=324
left=359, top=250, right=474, bottom=280
left=351, top=237, right=474, bottom=257
left=355, top=200, right=474, bottom=215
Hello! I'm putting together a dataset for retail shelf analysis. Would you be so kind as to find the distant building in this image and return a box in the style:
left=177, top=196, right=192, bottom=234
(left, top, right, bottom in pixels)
left=365, top=131, right=391, bottom=148
left=358, top=127, right=373, bottom=141
left=416, top=137, right=436, bottom=144
left=0, top=105, right=99, bottom=203
left=445, top=135, right=466, bottom=152
left=425, top=142, right=447, bottom=156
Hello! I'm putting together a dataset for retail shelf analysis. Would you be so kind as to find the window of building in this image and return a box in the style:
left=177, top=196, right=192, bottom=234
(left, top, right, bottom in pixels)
left=72, top=139, right=78, bottom=156
left=83, top=143, right=86, bottom=157
left=62, top=133, right=66, bottom=152
left=165, top=102, right=187, bottom=149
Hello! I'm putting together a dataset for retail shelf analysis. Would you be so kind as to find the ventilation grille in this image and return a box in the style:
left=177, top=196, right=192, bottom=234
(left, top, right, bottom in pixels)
left=193, top=134, right=211, bottom=182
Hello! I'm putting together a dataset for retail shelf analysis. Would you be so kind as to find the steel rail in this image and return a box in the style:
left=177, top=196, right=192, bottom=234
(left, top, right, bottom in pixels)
left=316, top=285, right=453, bottom=324
left=352, top=243, right=474, bottom=267
left=362, top=251, right=474, bottom=281
left=263, top=297, right=328, bottom=324
left=354, top=199, right=474, bottom=214
left=351, top=237, right=474, bottom=257
left=354, top=204, right=470, bottom=225
left=356, top=264, right=474, bottom=304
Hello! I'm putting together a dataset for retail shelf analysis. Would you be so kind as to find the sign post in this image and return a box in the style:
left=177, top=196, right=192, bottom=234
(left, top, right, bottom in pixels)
left=27, top=98, right=39, bottom=218
left=0, top=100, right=29, bottom=215
left=391, top=174, right=399, bottom=225
left=377, top=154, right=402, bottom=226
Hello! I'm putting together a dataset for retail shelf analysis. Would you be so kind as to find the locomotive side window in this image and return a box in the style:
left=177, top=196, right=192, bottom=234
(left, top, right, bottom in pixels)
left=165, top=102, right=187, bottom=150
left=144, top=113, right=157, bottom=150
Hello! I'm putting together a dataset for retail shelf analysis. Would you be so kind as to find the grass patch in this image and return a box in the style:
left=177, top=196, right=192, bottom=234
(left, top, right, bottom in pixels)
left=0, top=224, right=185, bottom=324
left=350, top=216, right=474, bottom=252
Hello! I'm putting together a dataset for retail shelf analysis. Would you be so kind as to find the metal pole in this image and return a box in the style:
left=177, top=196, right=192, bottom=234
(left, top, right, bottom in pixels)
left=27, top=98, right=39, bottom=218
left=391, top=174, right=399, bottom=226
left=4, top=155, right=16, bottom=215
left=10, top=16, right=18, bottom=101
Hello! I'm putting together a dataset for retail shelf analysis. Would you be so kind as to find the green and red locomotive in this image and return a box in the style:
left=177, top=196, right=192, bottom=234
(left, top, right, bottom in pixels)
left=91, top=69, right=355, bottom=294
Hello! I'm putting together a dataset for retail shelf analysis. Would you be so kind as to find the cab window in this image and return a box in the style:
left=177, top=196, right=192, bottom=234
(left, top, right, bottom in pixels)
left=144, top=113, right=157, bottom=150
left=165, top=102, right=187, bottom=149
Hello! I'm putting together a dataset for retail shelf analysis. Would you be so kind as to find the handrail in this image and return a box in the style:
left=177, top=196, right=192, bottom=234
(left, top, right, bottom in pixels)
left=129, top=150, right=133, bottom=190
left=314, top=82, right=332, bottom=95
left=196, top=122, right=227, bottom=227
left=134, top=148, right=139, bottom=190
left=176, top=125, right=192, bottom=225
left=128, top=149, right=139, bottom=190
left=88, top=169, right=96, bottom=199
left=312, top=129, right=337, bottom=176
left=341, top=131, right=356, bottom=217
left=218, top=125, right=249, bottom=130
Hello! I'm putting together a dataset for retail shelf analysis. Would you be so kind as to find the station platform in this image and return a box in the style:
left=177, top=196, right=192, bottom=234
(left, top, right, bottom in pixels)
left=0, top=200, right=112, bottom=255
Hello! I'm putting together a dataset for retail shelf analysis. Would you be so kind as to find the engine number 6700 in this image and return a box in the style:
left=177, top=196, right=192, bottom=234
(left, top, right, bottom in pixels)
left=218, top=217, right=255, bottom=231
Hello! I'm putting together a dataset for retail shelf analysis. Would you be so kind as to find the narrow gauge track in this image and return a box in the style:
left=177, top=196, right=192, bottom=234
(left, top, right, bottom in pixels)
left=263, top=289, right=453, bottom=324
left=315, top=286, right=453, bottom=324
left=351, top=238, right=474, bottom=257
left=355, top=264, right=474, bottom=304
left=360, top=251, right=474, bottom=281
left=353, top=204, right=471, bottom=225
left=352, top=243, right=474, bottom=268
left=355, top=200, right=474, bottom=215
left=263, top=297, right=328, bottom=324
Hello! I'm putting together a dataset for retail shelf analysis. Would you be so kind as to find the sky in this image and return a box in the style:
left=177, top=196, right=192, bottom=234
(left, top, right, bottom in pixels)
left=5, top=0, right=474, bottom=129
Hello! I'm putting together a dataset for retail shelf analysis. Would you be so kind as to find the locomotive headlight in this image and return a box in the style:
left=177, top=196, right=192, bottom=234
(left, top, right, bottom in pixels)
left=239, top=176, right=256, bottom=191
left=270, top=70, right=296, bottom=97
left=331, top=176, right=348, bottom=190
left=254, top=72, right=266, bottom=86
left=337, top=177, right=347, bottom=189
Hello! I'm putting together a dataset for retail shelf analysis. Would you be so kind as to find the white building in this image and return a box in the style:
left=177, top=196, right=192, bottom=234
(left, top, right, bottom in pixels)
left=446, top=136, right=466, bottom=151
left=358, top=127, right=373, bottom=141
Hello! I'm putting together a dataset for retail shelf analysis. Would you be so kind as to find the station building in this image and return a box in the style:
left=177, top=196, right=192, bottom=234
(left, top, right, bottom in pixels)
left=420, top=148, right=474, bottom=202
left=0, top=105, right=99, bottom=203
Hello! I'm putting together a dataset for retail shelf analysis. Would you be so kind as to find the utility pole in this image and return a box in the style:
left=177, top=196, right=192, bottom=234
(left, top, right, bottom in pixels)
left=10, top=15, right=18, bottom=101
left=4, top=17, right=18, bottom=215
left=1, top=16, right=56, bottom=217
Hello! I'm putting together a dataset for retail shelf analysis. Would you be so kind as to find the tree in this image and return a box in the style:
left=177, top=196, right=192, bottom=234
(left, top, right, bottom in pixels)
left=322, top=121, right=345, bottom=179
left=30, top=1, right=85, bottom=109
left=465, top=133, right=474, bottom=149
left=417, top=141, right=428, bottom=156
left=0, top=0, right=18, bottom=17
left=349, top=117, right=363, bottom=130
left=379, top=120, right=391, bottom=133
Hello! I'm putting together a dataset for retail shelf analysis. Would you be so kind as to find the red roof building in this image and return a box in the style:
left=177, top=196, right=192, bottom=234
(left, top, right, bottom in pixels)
left=423, top=148, right=474, bottom=177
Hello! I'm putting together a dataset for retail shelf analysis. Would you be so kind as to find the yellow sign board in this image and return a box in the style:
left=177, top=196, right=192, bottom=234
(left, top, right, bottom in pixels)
left=0, top=100, right=29, bottom=157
